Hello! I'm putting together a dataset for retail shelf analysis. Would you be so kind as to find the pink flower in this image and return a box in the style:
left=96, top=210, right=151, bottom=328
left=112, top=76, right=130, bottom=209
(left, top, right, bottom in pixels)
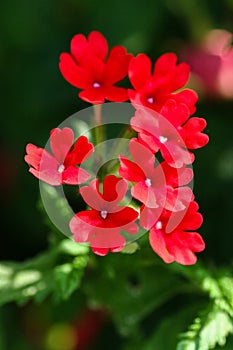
left=59, top=31, right=132, bottom=104
left=25, top=128, right=94, bottom=186
left=128, top=53, right=197, bottom=114
left=183, top=29, right=233, bottom=99
left=140, top=201, right=205, bottom=265
left=130, top=100, right=208, bottom=167
left=69, top=175, right=139, bottom=256
left=119, top=138, right=193, bottom=211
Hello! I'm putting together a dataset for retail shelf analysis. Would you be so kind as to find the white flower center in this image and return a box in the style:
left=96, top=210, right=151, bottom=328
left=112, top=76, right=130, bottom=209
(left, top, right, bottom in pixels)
left=155, top=221, right=162, bottom=230
left=147, top=97, right=154, bottom=104
left=100, top=210, right=108, bottom=219
left=93, top=82, right=101, bottom=88
left=159, top=136, right=168, bottom=144
left=145, top=178, right=152, bottom=187
left=57, top=164, right=65, bottom=173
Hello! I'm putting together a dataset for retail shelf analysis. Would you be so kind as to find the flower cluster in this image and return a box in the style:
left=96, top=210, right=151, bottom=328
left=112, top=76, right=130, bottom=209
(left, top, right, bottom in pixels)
left=25, top=31, right=209, bottom=265
left=183, top=29, right=233, bottom=99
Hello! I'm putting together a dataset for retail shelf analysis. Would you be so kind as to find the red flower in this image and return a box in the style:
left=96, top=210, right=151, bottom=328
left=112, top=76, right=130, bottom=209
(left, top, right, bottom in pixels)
left=25, top=128, right=94, bottom=186
left=119, top=138, right=193, bottom=211
left=130, top=101, right=208, bottom=167
left=140, top=201, right=205, bottom=265
left=183, top=29, right=233, bottom=99
left=69, top=175, right=139, bottom=256
left=59, top=31, right=132, bottom=104
left=128, top=53, right=198, bottom=114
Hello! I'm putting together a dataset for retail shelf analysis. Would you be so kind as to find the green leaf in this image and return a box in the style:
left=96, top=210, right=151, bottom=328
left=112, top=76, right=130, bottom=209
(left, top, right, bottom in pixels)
left=144, top=301, right=205, bottom=350
left=54, top=256, right=88, bottom=302
left=121, top=242, right=140, bottom=254
left=58, top=239, right=89, bottom=256
left=84, top=249, right=191, bottom=336
left=177, top=305, right=233, bottom=350
left=218, top=276, right=233, bottom=312
left=0, top=239, right=89, bottom=306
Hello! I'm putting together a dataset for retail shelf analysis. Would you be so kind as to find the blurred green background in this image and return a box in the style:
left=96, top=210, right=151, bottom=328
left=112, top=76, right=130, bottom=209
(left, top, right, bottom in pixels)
left=1, top=0, right=233, bottom=349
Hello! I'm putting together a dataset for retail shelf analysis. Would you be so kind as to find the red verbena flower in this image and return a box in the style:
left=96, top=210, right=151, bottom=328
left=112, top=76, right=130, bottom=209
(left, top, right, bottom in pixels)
left=69, top=175, right=139, bottom=256
left=130, top=101, right=208, bottom=167
left=25, top=127, right=94, bottom=186
left=140, top=201, right=205, bottom=265
left=128, top=53, right=198, bottom=114
left=59, top=31, right=132, bottom=104
left=183, top=29, right=233, bottom=99
left=119, top=138, right=193, bottom=211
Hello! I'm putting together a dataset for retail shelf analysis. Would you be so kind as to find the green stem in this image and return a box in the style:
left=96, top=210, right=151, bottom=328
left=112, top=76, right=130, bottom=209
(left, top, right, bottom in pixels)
left=93, top=104, right=102, bottom=126
left=105, top=125, right=136, bottom=175
left=92, top=104, right=106, bottom=180
left=93, top=104, right=105, bottom=145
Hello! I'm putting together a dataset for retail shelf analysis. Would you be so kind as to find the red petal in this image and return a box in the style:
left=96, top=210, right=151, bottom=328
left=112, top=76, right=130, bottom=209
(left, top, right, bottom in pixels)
left=73, top=206, right=138, bottom=230
left=65, top=136, right=94, bottom=166
left=130, top=108, right=160, bottom=140
left=91, top=246, right=109, bottom=256
left=129, top=138, right=155, bottom=171
left=119, top=156, right=146, bottom=182
left=129, top=54, right=152, bottom=90
left=90, top=230, right=126, bottom=253
left=140, top=206, right=163, bottom=230
left=149, top=227, right=175, bottom=263
left=122, top=222, right=139, bottom=234
left=169, top=62, right=190, bottom=91
left=164, top=186, right=194, bottom=212
left=160, top=141, right=195, bottom=168
left=160, top=162, right=193, bottom=187
left=70, top=213, right=94, bottom=242
left=83, top=55, right=106, bottom=82
left=154, top=55, right=190, bottom=93
left=25, top=144, right=61, bottom=185
left=50, top=127, right=74, bottom=163
left=132, top=182, right=158, bottom=208
left=128, top=89, right=142, bottom=106
left=138, top=133, right=160, bottom=153
left=62, top=166, right=90, bottom=185
left=160, top=99, right=190, bottom=127
left=88, top=31, right=108, bottom=61
left=180, top=117, right=209, bottom=149
left=153, top=53, right=178, bottom=76
left=70, top=34, right=88, bottom=63
left=168, top=230, right=205, bottom=265
left=179, top=201, right=203, bottom=230
left=79, top=88, right=105, bottom=104
left=102, top=175, right=128, bottom=202
left=104, top=46, right=132, bottom=84
left=165, top=199, right=201, bottom=234
left=149, top=225, right=205, bottom=265
left=106, top=207, right=138, bottom=228
left=79, top=181, right=104, bottom=211
left=104, top=86, right=129, bottom=102
left=29, top=167, right=61, bottom=186
left=59, top=53, right=91, bottom=89
left=70, top=31, right=108, bottom=68
left=25, top=143, right=44, bottom=170
left=75, top=210, right=104, bottom=228
left=171, top=89, right=198, bottom=115
left=80, top=177, right=128, bottom=212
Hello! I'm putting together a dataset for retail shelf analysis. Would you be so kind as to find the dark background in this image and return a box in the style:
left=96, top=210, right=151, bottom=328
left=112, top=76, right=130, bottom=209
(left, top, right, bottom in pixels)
left=1, top=0, right=233, bottom=349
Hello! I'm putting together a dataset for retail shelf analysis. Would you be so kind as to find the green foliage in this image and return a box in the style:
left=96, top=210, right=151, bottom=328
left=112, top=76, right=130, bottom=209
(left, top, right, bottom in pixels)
left=177, top=307, right=233, bottom=350
left=142, top=303, right=204, bottom=350
left=84, top=247, right=192, bottom=336
left=1, top=241, right=233, bottom=349
left=176, top=271, right=233, bottom=350
left=0, top=239, right=89, bottom=305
